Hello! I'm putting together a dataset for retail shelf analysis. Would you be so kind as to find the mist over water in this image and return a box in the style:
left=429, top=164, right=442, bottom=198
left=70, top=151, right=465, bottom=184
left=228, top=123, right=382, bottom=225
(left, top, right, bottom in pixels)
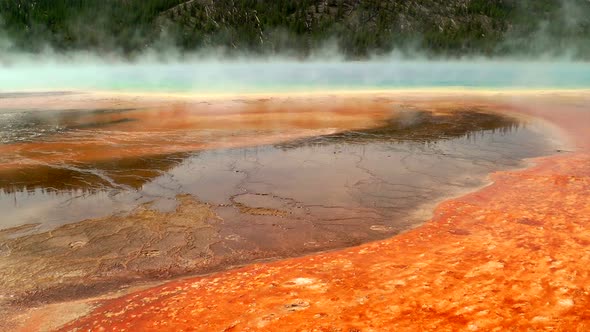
left=2, top=60, right=590, bottom=94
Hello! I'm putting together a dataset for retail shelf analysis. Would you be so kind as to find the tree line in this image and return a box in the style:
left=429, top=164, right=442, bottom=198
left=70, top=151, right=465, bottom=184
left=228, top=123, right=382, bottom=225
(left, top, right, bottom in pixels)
left=1, top=0, right=589, bottom=59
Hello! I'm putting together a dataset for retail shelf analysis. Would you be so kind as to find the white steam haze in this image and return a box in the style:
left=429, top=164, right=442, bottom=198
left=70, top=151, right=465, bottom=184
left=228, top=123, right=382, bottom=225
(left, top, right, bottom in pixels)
left=2, top=56, right=590, bottom=95
left=1, top=0, right=590, bottom=95
left=1, top=38, right=589, bottom=95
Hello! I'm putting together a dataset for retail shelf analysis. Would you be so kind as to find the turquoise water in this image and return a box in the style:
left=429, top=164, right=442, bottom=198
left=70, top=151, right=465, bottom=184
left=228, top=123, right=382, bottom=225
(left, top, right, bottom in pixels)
left=1, top=61, right=590, bottom=93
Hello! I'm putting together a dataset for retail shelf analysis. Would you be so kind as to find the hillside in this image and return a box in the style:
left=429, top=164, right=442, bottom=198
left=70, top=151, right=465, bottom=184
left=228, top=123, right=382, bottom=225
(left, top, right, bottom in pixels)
left=1, top=0, right=590, bottom=59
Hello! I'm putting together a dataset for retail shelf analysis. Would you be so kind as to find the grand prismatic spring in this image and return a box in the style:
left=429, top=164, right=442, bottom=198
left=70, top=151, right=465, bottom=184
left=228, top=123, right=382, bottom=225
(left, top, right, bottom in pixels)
left=1, top=62, right=590, bottom=331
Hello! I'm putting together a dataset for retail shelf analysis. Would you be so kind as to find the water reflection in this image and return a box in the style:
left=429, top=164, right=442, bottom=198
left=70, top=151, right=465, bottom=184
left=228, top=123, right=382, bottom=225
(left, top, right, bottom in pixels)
left=0, top=108, right=552, bottom=233
left=278, top=109, right=521, bottom=148
left=0, top=106, right=558, bottom=303
left=0, top=108, right=137, bottom=144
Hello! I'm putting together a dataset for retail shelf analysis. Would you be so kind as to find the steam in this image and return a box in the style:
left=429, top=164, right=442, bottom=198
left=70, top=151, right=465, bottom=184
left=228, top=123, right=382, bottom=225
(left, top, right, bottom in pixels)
left=0, top=0, right=590, bottom=96
left=1, top=58, right=589, bottom=95
left=497, top=0, right=590, bottom=59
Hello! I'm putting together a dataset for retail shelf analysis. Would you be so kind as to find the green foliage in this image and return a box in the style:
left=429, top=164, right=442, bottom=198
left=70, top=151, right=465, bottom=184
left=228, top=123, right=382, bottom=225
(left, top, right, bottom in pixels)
left=1, top=0, right=590, bottom=59
left=0, top=0, right=185, bottom=53
left=466, top=0, right=513, bottom=18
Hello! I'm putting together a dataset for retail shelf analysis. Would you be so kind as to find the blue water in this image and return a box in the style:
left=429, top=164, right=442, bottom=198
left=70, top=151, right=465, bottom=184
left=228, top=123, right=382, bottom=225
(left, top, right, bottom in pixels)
left=1, top=61, right=590, bottom=93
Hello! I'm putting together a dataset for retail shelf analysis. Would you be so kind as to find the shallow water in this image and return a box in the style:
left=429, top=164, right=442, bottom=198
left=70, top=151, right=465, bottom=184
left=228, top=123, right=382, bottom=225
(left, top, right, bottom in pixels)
left=2, top=61, right=590, bottom=93
left=0, top=108, right=550, bottom=232
left=0, top=94, right=565, bottom=309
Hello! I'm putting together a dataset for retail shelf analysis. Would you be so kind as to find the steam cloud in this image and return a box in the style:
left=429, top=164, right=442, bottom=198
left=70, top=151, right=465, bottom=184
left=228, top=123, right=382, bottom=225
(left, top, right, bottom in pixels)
left=1, top=0, right=589, bottom=95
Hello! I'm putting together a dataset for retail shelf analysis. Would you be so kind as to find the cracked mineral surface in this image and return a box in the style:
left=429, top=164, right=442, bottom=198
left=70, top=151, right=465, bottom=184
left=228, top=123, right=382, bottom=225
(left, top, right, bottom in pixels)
left=0, top=91, right=572, bottom=330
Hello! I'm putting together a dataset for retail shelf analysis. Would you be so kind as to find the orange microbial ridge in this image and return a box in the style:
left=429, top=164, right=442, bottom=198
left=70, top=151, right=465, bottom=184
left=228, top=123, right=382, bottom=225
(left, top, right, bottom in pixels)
left=57, top=153, right=590, bottom=332
left=0, top=96, right=397, bottom=171
left=15, top=92, right=590, bottom=331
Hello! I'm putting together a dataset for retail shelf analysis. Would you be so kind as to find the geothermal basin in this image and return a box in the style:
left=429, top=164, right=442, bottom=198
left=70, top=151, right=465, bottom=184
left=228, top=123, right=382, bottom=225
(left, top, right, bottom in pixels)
left=0, top=85, right=588, bottom=331
left=0, top=92, right=557, bottom=299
